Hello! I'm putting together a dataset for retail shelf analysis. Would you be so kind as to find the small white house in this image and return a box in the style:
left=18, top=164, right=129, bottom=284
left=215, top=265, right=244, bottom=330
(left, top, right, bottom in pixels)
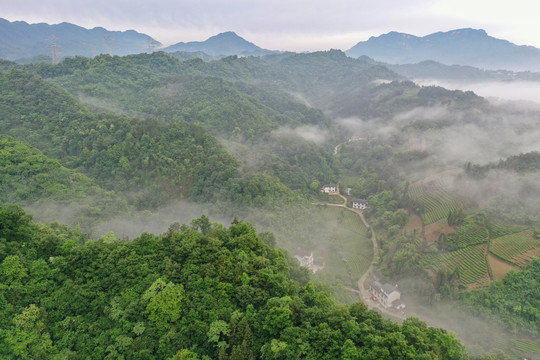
left=320, top=184, right=337, bottom=194
left=370, top=281, right=401, bottom=308
left=352, top=199, right=368, bottom=210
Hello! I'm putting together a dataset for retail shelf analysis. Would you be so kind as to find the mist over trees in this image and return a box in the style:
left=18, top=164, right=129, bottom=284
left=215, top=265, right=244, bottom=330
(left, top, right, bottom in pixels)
left=1, top=44, right=540, bottom=358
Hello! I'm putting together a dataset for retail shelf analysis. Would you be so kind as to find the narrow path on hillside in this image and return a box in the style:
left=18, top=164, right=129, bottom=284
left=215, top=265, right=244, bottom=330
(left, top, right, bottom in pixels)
left=333, top=142, right=345, bottom=156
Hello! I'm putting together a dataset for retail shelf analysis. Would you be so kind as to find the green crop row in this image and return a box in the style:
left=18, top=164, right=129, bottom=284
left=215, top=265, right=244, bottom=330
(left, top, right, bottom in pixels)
left=457, top=227, right=489, bottom=248
left=422, top=245, right=488, bottom=285
left=487, top=220, right=526, bottom=239
left=408, top=180, right=461, bottom=225
left=342, top=252, right=370, bottom=279
left=511, top=339, right=540, bottom=356
left=490, top=230, right=539, bottom=266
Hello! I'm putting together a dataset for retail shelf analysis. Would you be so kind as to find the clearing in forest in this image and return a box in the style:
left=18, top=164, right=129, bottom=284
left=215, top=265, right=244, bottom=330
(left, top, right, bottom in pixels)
left=309, top=207, right=372, bottom=291
left=487, top=253, right=519, bottom=280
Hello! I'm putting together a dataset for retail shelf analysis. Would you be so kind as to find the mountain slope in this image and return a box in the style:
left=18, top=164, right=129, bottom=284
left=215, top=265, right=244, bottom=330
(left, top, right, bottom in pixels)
left=0, top=135, right=128, bottom=228
left=0, top=206, right=468, bottom=359
left=0, top=69, right=240, bottom=207
left=0, top=18, right=160, bottom=61
left=163, top=31, right=272, bottom=56
left=346, top=28, right=540, bottom=71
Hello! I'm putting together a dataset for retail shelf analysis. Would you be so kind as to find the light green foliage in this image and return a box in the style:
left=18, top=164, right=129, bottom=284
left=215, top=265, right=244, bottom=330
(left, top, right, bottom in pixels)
left=207, top=320, right=230, bottom=349
left=168, top=349, right=202, bottom=360
left=4, top=304, right=55, bottom=359
left=0, top=255, right=28, bottom=285
left=143, top=278, right=185, bottom=329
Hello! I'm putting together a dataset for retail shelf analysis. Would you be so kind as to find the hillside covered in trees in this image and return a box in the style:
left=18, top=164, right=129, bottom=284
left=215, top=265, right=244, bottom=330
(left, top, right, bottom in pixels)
left=0, top=204, right=467, bottom=359
left=1, top=48, right=540, bottom=358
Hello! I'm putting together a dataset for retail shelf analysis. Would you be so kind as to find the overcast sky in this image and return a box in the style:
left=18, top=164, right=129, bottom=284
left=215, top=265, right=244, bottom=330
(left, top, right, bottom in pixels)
left=3, top=0, right=540, bottom=51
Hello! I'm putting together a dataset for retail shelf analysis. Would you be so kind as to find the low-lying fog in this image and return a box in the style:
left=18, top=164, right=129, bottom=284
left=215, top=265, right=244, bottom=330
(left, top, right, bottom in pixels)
left=414, top=79, right=540, bottom=104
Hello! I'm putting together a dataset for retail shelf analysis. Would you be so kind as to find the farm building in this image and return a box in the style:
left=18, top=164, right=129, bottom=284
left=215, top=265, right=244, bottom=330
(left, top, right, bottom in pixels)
left=294, top=250, right=324, bottom=273
left=370, top=281, right=401, bottom=308
left=352, top=199, right=368, bottom=210
left=320, top=184, right=337, bottom=194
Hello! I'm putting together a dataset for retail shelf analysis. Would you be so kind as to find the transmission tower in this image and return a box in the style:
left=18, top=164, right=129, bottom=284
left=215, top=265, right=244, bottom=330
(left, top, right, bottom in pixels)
left=147, top=39, right=159, bottom=53
left=103, top=35, right=115, bottom=56
left=50, top=35, right=60, bottom=64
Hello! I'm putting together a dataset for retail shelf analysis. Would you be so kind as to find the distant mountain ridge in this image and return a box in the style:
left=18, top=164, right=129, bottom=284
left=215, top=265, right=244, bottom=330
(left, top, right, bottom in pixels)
left=0, top=18, right=160, bottom=61
left=387, top=60, right=540, bottom=82
left=346, top=28, right=540, bottom=71
left=163, top=31, right=274, bottom=57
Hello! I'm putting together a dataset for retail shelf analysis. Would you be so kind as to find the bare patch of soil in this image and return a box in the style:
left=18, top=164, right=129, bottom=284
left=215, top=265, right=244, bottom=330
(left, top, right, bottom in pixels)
left=406, top=213, right=423, bottom=233
left=424, top=220, right=455, bottom=245
left=488, top=253, right=519, bottom=281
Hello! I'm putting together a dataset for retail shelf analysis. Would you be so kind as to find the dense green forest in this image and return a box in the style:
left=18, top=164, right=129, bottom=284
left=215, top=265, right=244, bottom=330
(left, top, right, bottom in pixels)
left=0, top=69, right=309, bottom=215
left=0, top=136, right=128, bottom=227
left=1, top=49, right=539, bottom=358
left=0, top=204, right=468, bottom=359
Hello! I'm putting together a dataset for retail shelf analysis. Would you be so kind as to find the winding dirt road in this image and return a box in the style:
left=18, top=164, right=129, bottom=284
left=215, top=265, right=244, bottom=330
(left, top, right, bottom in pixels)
left=316, top=191, right=405, bottom=320
left=316, top=143, right=406, bottom=319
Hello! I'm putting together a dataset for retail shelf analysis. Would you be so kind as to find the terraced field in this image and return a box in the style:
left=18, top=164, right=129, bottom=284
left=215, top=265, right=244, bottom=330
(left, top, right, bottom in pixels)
left=490, top=230, right=540, bottom=267
left=487, top=221, right=527, bottom=239
left=422, top=245, right=488, bottom=285
left=408, top=177, right=462, bottom=225
left=511, top=339, right=540, bottom=356
left=455, top=226, right=489, bottom=248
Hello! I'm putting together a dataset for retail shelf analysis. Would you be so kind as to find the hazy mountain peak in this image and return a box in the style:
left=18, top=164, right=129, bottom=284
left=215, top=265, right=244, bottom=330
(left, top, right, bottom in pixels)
left=347, top=28, right=540, bottom=71
left=211, top=31, right=240, bottom=38
left=163, top=31, right=272, bottom=57
left=0, top=18, right=160, bottom=62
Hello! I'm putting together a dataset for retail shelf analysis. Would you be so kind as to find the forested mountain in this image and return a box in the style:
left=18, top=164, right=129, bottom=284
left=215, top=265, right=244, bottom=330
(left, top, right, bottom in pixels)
left=0, top=70, right=239, bottom=206
left=0, top=204, right=467, bottom=359
left=2, top=39, right=540, bottom=358
left=346, top=28, right=540, bottom=71
left=163, top=31, right=273, bottom=57
left=0, top=68, right=309, bottom=227
left=0, top=18, right=159, bottom=62
left=6, top=52, right=341, bottom=197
